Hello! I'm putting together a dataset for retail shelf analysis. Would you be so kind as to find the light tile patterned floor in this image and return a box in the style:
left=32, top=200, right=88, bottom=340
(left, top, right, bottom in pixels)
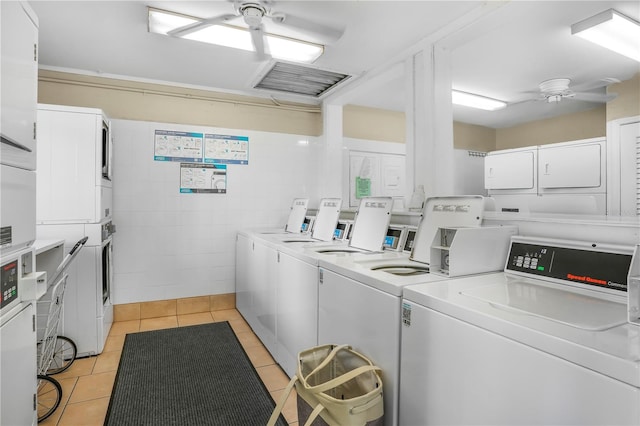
left=40, top=309, right=298, bottom=426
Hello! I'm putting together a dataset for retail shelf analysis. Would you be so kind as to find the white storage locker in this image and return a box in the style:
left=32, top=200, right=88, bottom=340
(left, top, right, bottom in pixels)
left=484, top=148, right=537, bottom=193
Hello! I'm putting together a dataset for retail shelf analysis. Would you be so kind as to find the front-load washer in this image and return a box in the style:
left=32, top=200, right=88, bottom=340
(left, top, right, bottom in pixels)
left=400, top=236, right=640, bottom=425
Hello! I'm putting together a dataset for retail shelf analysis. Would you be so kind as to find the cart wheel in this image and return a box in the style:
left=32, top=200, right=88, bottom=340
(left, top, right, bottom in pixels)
left=47, top=336, right=77, bottom=375
left=37, top=375, right=62, bottom=423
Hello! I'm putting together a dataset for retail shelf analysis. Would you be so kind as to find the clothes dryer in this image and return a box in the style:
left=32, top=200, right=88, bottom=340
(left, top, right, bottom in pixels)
left=400, top=236, right=640, bottom=425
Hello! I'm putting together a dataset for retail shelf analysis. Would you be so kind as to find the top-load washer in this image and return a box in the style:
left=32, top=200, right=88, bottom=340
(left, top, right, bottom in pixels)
left=400, top=236, right=640, bottom=425
left=250, top=197, right=310, bottom=236
left=264, top=197, right=342, bottom=245
left=314, top=196, right=517, bottom=426
left=236, top=197, right=393, bottom=378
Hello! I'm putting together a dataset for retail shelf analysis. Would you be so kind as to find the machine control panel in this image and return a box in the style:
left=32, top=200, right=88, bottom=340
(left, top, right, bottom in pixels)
left=403, top=229, right=417, bottom=253
left=507, top=241, right=632, bottom=292
left=1, top=259, right=19, bottom=310
left=384, top=226, right=405, bottom=251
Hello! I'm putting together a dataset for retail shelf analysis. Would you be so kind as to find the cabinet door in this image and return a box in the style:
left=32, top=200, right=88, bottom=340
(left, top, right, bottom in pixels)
left=539, top=142, right=602, bottom=189
left=0, top=2, right=38, bottom=170
left=275, top=252, right=318, bottom=377
left=484, top=151, right=536, bottom=191
left=1, top=303, right=37, bottom=426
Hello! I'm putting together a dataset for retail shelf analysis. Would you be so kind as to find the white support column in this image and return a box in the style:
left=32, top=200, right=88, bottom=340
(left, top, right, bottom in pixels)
left=404, top=57, right=416, bottom=206
left=411, top=45, right=454, bottom=198
left=321, top=103, right=344, bottom=202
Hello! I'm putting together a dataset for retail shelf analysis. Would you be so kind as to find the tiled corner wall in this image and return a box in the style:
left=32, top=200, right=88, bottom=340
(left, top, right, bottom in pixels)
left=111, top=119, right=321, bottom=305
left=113, top=293, right=236, bottom=322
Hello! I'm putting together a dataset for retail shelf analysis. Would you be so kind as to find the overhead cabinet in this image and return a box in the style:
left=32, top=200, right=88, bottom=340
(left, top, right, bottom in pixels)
left=485, top=138, right=607, bottom=214
left=484, top=148, right=537, bottom=192
left=538, top=140, right=604, bottom=191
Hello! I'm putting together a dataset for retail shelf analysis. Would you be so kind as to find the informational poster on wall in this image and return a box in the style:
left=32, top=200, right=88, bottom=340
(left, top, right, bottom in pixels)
left=349, top=151, right=405, bottom=207
left=154, top=130, right=204, bottom=162
left=179, top=163, right=227, bottom=194
left=204, top=134, right=249, bottom=164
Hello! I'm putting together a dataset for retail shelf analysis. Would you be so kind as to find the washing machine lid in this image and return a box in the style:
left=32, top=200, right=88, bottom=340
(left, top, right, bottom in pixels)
left=310, top=198, right=342, bottom=242
left=410, top=195, right=488, bottom=264
left=284, top=198, right=309, bottom=233
left=348, top=197, right=393, bottom=252
left=461, top=280, right=627, bottom=331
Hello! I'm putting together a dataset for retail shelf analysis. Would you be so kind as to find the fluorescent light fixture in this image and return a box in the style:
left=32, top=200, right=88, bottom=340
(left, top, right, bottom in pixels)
left=572, top=9, right=640, bottom=62
left=452, top=90, right=507, bottom=111
left=148, top=8, right=324, bottom=63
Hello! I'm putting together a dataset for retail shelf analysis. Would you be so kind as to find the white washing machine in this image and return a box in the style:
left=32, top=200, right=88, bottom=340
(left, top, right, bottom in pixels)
left=313, top=197, right=518, bottom=426
left=400, top=236, right=640, bottom=425
left=238, top=197, right=392, bottom=377
left=249, top=197, right=310, bottom=236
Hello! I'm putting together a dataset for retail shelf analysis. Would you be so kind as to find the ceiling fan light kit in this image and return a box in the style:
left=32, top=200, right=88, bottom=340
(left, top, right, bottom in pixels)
left=148, top=2, right=340, bottom=64
left=571, top=8, right=640, bottom=62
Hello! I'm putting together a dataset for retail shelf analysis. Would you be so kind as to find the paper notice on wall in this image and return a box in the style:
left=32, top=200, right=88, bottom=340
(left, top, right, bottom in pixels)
left=180, top=163, right=227, bottom=194
left=154, top=130, right=203, bottom=162
left=356, top=177, right=371, bottom=198
left=204, top=134, right=249, bottom=165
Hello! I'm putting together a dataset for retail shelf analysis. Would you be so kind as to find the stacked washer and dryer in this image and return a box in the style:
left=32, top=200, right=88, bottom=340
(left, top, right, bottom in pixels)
left=35, top=104, right=115, bottom=357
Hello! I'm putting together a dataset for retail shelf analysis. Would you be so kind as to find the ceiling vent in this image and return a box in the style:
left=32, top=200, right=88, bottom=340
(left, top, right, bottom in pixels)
left=253, top=61, right=351, bottom=98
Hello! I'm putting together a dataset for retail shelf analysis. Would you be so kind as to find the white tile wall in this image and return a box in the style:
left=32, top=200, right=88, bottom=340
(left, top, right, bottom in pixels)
left=111, top=119, right=321, bottom=304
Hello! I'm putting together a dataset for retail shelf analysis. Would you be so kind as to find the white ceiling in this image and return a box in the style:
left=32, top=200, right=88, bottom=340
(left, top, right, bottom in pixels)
left=31, top=1, right=640, bottom=129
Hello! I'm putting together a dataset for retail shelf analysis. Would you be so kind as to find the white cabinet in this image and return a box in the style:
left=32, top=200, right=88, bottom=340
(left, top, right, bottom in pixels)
left=538, top=140, right=604, bottom=191
left=485, top=138, right=607, bottom=214
left=484, top=148, right=537, bottom=192
left=275, top=252, right=318, bottom=377
left=36, top=105, right=113, bottom=224
left=0, top=1, right=38, bottom=170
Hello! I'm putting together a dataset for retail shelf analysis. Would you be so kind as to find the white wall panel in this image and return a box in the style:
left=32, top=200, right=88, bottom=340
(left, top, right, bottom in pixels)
left=111, top=119, right=320, bottom=304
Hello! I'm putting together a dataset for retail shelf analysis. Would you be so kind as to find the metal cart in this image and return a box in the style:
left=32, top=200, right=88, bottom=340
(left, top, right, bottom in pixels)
left=36, top=237, right=88, bottom=422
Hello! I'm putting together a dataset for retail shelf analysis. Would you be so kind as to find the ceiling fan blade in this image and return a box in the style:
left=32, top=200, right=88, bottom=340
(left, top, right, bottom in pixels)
left=249, top=25, right=269, bottom=61
left=572, top=92, right=618, bottom=103
left=571, top=78, right=621, bottom=92
left=168, top=14, right=238, bottom=38
left=269, top=13, right=344, bottom=44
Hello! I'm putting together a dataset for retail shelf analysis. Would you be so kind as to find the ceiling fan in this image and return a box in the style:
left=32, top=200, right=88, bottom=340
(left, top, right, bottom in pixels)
left=167, top=0, right=345, bottom=60
left=516, top=77, right=620, bottom=105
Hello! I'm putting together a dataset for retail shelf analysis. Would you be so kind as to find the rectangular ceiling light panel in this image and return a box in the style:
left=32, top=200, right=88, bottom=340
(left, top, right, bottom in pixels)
left=149, top=8, right=324, bottom=63
left=452, top=90, right=507, bottom=111
left=572, top=9, right=640, bottom=62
